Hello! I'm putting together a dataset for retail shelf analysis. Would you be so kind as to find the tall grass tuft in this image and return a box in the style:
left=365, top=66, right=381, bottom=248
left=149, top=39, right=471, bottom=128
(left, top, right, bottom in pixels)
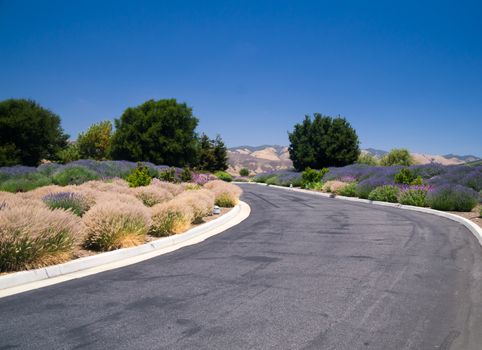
left=134, top=186, right=173, bottom=207
left=150, top=201, right=194, bottom=237
left=82, top=201, right=151, bottom=251
left=175, top=189, right=215, bottom=224
left=0, top=204, right=83, bottom=272
left=204, top=180, right=242, bottom=207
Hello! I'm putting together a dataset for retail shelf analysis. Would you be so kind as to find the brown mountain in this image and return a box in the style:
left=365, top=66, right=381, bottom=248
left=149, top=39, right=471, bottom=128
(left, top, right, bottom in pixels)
left=228, top=145, right=480, bottom=174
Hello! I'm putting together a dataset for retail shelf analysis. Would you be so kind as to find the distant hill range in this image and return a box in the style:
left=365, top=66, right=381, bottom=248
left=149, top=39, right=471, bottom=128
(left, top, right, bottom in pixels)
left=227, top=145, right=481, bottom=174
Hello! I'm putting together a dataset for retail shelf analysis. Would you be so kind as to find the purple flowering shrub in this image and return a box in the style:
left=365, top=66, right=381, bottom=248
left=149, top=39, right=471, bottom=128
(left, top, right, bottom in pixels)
left=43, top=192, right=91, bottom=216
left=426, top=185, right=479, bottom=212
left=253, top=170, right=303, bottom=186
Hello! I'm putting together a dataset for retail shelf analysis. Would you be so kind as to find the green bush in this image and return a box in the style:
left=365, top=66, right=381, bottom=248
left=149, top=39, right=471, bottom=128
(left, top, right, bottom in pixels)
left=398, top=189, right=427, bottom=207
left=368, top=185, right=400, bottom=203
left=394, top=168, right=423, bottom=186
left=479, top=206, right=482, bottom=218
left=337, top=182, right=357, bottom=197
left=301, top=167, right=328, bottom=188
left=380, top=148, right=414, bottom=166
left=180, top=167, right=192, bottom=182
left=52, top=166, right=99, bottom=186
left=239, top=168, right=250, bottom=176
left=0, top=173, right=52, bottom=192
left=215, top=171, right=233, bottom=182
left=126, top=164, right=152, bottom=187
left=357, top=153, right=378, bottom=166
left=158, top=167, right=178, bottom=183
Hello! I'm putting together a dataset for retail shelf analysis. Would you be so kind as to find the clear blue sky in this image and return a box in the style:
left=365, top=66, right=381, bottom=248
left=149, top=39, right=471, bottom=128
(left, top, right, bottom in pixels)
left=1, top=0, right=481, bottom=156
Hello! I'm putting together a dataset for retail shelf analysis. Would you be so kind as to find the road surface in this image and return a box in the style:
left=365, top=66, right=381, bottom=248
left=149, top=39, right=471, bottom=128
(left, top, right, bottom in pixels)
left=1, top=184, right=482, bottom=349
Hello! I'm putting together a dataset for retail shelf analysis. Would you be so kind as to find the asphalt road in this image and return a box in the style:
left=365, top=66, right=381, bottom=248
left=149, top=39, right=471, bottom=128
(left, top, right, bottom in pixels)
left=1, top=184, right=482, bottom=350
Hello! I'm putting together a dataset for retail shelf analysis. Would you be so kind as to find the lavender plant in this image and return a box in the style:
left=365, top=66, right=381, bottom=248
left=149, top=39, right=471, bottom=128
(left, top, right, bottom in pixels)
left=42, top=192, right=91, bottom=216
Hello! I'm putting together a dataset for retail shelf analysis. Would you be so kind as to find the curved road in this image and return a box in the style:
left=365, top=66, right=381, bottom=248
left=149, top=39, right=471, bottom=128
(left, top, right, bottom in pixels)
left=1, top=184, right=482, bottom=349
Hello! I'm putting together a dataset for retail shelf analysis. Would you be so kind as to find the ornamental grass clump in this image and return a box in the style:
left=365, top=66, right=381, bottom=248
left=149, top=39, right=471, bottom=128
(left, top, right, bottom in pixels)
left=204, top=180, right=242, bottom=207
left=42, top=191, right=91, bottom=216
left=175, top=189, right=215, bottom=224
left=133, top=186, right=173, bottom=207
left=150, top=201, right=193, bottom=237
left=0, top=204, right=82, bottom=272
left=322, top=180, right=349, bottom=194
left=82, top=201, right=151, bottom=251
left=426, top=185, right=479, bottom=212
left=368, top=185, right=400, bottom=203
left=151, top=178, right=184, bottom=196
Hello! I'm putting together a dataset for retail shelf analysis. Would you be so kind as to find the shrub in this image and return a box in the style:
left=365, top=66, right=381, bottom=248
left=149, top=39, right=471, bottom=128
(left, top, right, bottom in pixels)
left=204, top=180, right=242, bottom=207
left=0, top=173, right=52, bottom=192
left=175, top=189, right=215, bottom=224
left=150, top=201, right=193, bottom=236
left=83, top=201, right=151, bottom=251
left=133, top=186, right=173, bottom=207
left=301, top=167, right=328, bottom=188
left=322, top=180, right=349, bottom=193
left=180, top=167, right=192, bottom=182
left=43, top=191, right=91, bottom=216
left=158, top=167, right=178, bottom=183
left=426, top=185, right=479, bottom=212
left=0, top=204, right=82, bottom=272
left=479, top=206, right=482, bottom=218
left=126, top=164, right=152, bottom=187
left=380, top=148, right=414, bottom=166
left=357, top=153, right=379, bottom=166
left=394, top=168, right=414, bottom=185
left=398, top=188, right=428, bottom=207
left=337, top=182, right=357, bottom=197
left=214, top=171, right=233, bottom=182
left=368, top=185, right=400, bottom=203
left=52, top=166, right=100, bottom=186
left=239, top=168, right=250, bottom=176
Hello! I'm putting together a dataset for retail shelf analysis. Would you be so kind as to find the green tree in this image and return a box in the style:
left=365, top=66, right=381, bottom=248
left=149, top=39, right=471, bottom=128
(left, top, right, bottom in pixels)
left=197, top=133, right=228, bottom=172
left=77, top=121, right=113, bottom=160
left=288, top=114, right=360, bottom=171
left=380, top=148, right=414, bottom=166
left=0, top=99, right=69, bottom=166
left=110, top=99, right=199, bottom=166
left=57, top=143, right=81, bottom=164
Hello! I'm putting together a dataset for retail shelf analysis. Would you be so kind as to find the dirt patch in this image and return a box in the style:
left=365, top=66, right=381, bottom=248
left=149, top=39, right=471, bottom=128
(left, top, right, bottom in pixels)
left=449, top=205, right=482, bottom=231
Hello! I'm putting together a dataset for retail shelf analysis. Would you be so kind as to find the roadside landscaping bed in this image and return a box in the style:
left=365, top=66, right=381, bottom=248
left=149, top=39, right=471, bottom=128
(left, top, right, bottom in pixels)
left=251, top=164, right=482, bottom=229
left=0, top=177, right=241, bottom=274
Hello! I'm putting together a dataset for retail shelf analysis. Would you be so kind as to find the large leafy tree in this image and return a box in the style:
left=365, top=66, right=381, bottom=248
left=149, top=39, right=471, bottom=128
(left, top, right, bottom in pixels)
left=77, top=120, right=113, bottom=160
left=0, top=99, right=69, bottom=166
left=288, top=113, right=360, bottom=170
left=380, top=148, right=414, bottom=166
left=197, top=133, right=228, bottom=172
left=110, top=99, right=199, bottom=166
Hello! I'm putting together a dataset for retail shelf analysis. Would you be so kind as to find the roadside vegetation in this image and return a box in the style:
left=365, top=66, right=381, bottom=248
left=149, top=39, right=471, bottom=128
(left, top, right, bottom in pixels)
left=253, top=164, right=482, bottom=213
left=0, top=165, right=242, bottom=272
left=0, top=97, right=243, bottom=273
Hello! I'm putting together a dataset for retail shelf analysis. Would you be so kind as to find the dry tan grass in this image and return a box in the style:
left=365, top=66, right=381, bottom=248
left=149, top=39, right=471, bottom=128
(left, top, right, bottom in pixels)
left=0, top=203, right=84, bottom=271
left=204, top=180, right=242, bottom=207
left=150, top=200, right=194, bottom=236
left=82, top=200, right=151, bottom=251
left=133, top=186, right=173, bottom=207
left=322, top=180, right=350, bottom=194
left=151, top=179, right=184, bottom=196
left=175, top=189, right=215, bottom=223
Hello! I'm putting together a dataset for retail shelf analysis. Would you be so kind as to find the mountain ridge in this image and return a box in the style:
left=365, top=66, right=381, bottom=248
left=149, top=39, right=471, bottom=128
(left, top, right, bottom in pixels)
left=228, top=145, right=481, bottom=174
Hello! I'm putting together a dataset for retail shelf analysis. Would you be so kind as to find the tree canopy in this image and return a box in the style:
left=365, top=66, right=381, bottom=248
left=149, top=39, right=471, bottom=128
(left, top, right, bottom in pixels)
left=0, top=99, right=69, bottom=166
left=77, top=120, right=113, bottom=160
left=288, top=113, right=360, bottom=171
left=380, top=148, right=414, bottom=166
left=110, top=99, right=199, bottom=167
left=197, top=133, right=229, bottom=172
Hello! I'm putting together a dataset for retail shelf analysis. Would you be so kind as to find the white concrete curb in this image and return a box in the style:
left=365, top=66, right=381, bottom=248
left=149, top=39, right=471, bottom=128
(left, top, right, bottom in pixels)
left=0, top=201, right=251, bottom=298
left=239, top=182, right=482, bottom=247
